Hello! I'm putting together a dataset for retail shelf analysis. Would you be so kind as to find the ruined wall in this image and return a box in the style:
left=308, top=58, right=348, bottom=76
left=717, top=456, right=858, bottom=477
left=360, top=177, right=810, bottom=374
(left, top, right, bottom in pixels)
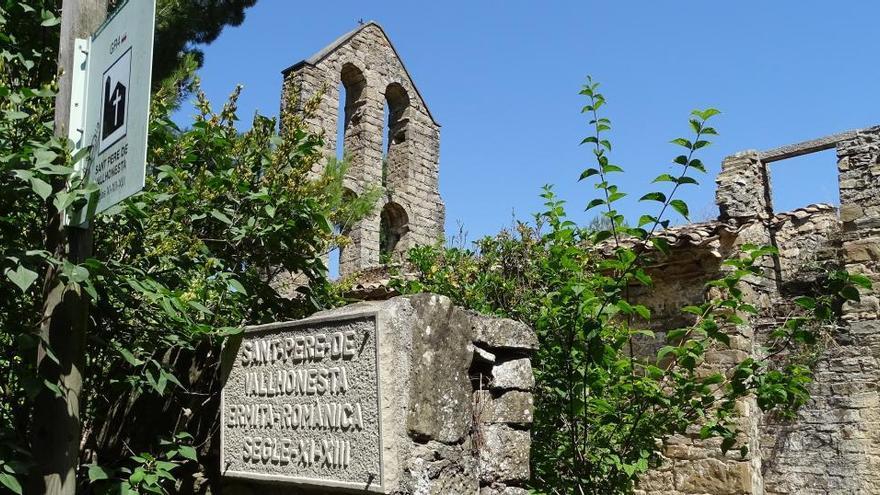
left=759, top=127, right=880, bottom=494
left=222, top=294, right=535, bottom=495
left=281, top=22, right=445, bottom=277
left=639, top=127, right=880, bottom=494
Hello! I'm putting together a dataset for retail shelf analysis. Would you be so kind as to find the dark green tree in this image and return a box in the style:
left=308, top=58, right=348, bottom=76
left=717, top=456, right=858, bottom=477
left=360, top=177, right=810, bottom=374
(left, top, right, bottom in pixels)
left=151, top=0, right=257, bottom=84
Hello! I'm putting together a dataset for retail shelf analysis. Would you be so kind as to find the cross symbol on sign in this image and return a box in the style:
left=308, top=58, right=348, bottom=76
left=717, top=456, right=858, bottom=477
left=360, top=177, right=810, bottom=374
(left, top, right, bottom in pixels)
left=112, top=86, right=124, bottom=126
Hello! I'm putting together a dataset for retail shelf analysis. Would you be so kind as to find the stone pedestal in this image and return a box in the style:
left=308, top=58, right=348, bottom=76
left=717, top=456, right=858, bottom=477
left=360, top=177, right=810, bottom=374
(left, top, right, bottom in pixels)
left=221, top=294, right=536, bottom=494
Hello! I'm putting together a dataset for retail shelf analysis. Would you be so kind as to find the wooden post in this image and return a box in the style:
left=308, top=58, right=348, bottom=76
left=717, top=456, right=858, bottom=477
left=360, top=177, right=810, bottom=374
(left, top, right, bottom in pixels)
left=29, top=1, right=108, bottom=494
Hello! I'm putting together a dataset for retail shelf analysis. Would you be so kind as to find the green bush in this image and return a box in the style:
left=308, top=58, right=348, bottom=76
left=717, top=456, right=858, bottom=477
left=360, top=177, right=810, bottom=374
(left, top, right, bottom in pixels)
left=395, top=79, right=871, bottom=494
left=0, top=1, right=374, bottom=491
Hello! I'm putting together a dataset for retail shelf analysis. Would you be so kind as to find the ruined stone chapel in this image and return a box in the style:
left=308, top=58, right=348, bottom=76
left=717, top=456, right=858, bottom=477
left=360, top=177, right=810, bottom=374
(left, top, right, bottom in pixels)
left=281, top=21, right=445, bottom=277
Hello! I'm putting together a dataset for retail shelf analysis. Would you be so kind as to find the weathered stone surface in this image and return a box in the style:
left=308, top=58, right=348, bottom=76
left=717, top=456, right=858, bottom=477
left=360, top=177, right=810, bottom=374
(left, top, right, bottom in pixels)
left=282, top=22, right=444, bottom=277
left=222, top=293, right=536, bottom=494
left=221, top=310, right=384, bottom=489
left=715, top=150, right=770, bottom=222
left=407, top=294, right=474, bottom=444
left=474, top=390, right=534, bottom=425
left=490, top=359, right=534, bottom=391
left=673, top=459, right=752, bottom=494
left=841, top=204, right=864, bottom=223
left=479, top=486, right=530, bottom=495
left=473, top=344, right=497, bottom=365
left=478, top=424, right=530, bottom=484
left=408, top=440, right=477, bottom=495
left=643, top=127, right=880, bottom=494
left=468, top=310, right=538, bottom=351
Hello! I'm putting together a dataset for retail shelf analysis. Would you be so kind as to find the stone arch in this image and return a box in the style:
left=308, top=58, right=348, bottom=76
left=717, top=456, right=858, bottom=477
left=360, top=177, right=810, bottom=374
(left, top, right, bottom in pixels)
left=380, top=201, right=409, bottom=259
left=383, top=82, right=410, bottom=188
left=338, top=62, right=368, bottom=167
left=335, top=187, right=359, bottom=277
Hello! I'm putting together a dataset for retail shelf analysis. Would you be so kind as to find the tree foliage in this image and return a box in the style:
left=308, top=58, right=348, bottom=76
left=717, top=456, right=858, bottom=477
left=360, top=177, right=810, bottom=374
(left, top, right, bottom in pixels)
left=1, top=0, right=369, bottom=491
left=152, top=0, right=258, bottom=84
left=395, top=79, right=871, bottom=493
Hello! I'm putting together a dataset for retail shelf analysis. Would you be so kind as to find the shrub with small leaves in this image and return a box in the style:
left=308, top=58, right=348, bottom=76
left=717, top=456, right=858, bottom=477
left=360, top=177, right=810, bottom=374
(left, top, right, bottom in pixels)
left=396, top=78, right=870, bottom=494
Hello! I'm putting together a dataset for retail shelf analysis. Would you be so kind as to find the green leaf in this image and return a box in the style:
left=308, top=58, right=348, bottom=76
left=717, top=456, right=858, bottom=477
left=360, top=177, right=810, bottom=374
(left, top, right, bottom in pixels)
left=639, top=192, right=666, bottom=203
left=670, top=138, right=692, bottom=149
left=693, top=108, right=721, bottom=120
left=682, top=305, right=703, bottom=315
left=210, top=209, right=233, bottom=225
left=40, top=9, right=60, bottom=26
left=177, top=445, right=198, bottom=461
left=579, top=168, right=599, bottom=181
left=43, top=379, right=63, bottom=398
left=652, top=174, right=676, bottom=183
left=688, top=159, right=706, bottom=173
left=608, top=192, right=626, bottom=203
left=187, top=300, right=214, bottom=315
left=657, top=345, right=676, bottom=360
left=30, top=177, right=52, bottom=199
left=4, top=110, right=28, bottom=120
left=651, top=237, right=670, bottom=255
left=5, top=265, right=38, bottom=293
left=793, top=296, right=815, bottom=310
left=841, top=286, right=861, bottom=302
left=227, top=279, right=248, bottom=296
left=117, top=347, right=144, bottom=366
left=88, top=464, right=114, bottom=482
left=0, top=473, right=22, bottom=494
left=585, top=198, right=605, bottom=211
left=634, top=305, right=651, bottom=320
left=638, top=215, right=657, bottom=227
left=670, top=199, right=689, bottom=219
left=849, top=274, right=873, bottom=290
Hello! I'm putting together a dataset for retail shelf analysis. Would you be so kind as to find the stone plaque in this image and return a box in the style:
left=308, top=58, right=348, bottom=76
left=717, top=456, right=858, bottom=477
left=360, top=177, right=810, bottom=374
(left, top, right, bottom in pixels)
left=221, top=311, right=384, bottom=491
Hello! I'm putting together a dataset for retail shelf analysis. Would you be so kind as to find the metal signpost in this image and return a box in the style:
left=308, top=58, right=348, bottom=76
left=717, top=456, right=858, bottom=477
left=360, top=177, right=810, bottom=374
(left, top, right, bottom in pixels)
left=66, top=0, right=155, bottom=225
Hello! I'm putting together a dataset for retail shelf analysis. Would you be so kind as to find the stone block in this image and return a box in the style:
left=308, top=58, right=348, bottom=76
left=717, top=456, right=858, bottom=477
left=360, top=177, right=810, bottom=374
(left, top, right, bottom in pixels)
left=840, top=204, right=865, bottom=223
left=480, top=486, right=529, bottom=495
left=468, top=310, right=538, bottom=351
left=478, top=424, right=530, bottom=484
left=490, top=359, right=534, bottom=391
left=673, top=458, right=752, bottom=494
left=221, top=294, right=536, bottom=494
left=474, top=390, right=534, bottom=425
left=407, top=294, right=474, bottom=444
left=408, top=440, right=478, bottom=495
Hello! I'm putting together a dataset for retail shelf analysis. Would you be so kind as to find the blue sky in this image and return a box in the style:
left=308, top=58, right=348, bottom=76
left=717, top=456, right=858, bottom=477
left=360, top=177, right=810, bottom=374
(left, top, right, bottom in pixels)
left=177, top=1, right=880, bottom=242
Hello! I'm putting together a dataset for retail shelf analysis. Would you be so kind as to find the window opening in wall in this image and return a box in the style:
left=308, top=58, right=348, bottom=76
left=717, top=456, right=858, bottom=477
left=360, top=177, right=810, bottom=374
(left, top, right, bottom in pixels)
left=328, top=245, right=341, bottom=280
left=766, top=149, right=839, bottom=214
left=336, top=82, right=345, bottom=162
left=338, top=63, right=366, bottom=166
left=381, top=101, right=389, bottom=186
left=383, top=83, right=409, bottom=191
left=327, top=222, right=346, bottom=280
left=380, top=202, right=408, bottom=261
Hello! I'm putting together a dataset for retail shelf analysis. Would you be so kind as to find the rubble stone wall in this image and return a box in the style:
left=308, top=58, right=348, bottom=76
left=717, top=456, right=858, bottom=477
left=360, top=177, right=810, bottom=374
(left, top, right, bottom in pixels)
left=641, top=127, right=880, bottom=494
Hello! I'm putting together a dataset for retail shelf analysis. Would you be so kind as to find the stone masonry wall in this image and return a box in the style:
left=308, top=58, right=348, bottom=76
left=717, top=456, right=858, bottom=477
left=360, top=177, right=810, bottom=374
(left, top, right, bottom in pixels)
left=281, top=23, right=445, bottom=276
left=640, top=127, right=880, bottom=494
left=223, top=294, right=535, bottom=495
